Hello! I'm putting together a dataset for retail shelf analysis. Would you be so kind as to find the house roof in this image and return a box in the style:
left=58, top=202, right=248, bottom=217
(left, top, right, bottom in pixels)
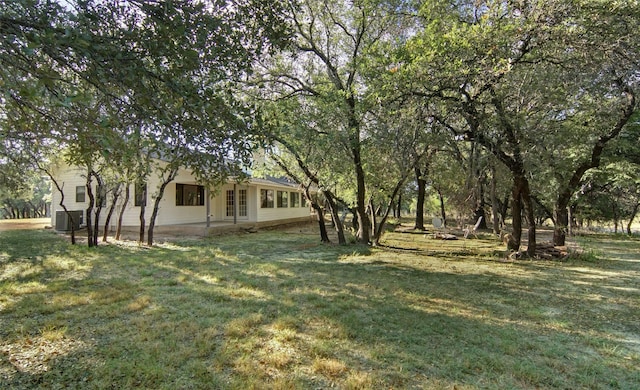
left=249, top=176, right=300, bottom=189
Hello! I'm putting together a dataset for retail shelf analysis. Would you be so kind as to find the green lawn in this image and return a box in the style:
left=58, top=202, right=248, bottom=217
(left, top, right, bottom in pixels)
left=1, top=227, right=638, bottom=389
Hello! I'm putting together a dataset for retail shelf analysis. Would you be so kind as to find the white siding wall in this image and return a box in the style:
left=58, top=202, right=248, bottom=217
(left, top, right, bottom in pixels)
left=51, top=162, right=312, bottom=230
left=152, top=167, right=207, bottom=226
left=255, top=185, right=311, bottom=222
left=50, top=165, right=91, bottom=228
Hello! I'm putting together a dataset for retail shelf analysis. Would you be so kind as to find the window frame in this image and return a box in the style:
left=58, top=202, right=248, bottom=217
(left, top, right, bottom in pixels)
left=226, top=189, right=248, bottom=217
left=260, top=189, right=274, bottom=208
left=75, top=186, right=86, bottom=203
left=290, top=192, right=300, bottom=208
left=277, top=191, right=288, bottom=208
left=176, top=183, right=205, bottom=206
left=238, top=189, right=247, bottom=217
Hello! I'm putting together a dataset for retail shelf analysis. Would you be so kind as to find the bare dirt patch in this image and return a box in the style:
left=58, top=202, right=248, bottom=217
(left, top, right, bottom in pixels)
left=0, top=218, right=50, bottom=232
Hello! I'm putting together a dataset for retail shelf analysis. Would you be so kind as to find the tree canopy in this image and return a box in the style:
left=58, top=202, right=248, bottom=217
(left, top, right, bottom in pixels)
left=2, top=0, right=639, bottom=248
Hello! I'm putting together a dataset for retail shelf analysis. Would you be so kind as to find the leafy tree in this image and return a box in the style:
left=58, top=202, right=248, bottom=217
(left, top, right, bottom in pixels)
left=255, top=0, right=417, bottom=244
left=2, top=0, right=292, bottom=245
left=401, top=0, right=639, bottom=255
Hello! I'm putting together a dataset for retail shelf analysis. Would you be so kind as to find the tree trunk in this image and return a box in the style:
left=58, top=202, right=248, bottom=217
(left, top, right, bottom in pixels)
left=38, top=164, right=76, bottom=244
left=510, top=179, right=523, bottom=252
left=473, top=182, right=488, bottom=230
left=568, top=205, right=574, bottom=237
left=85, top=173, right=95, bottom=248
left=103, top=183, right=121, bottom=242
left=490, top=164, right=500, bottom=234
left=312, top=201, right=330, bottom=243
left=373, top=175, right=410, bottom=245
left=54, top=180, right=76, bottom=244
left=351, top=209, right=359, bottom=233
left=437, top=189, right=447, bottom=227
left=138, top=181, right=147, bottom=244
left=627, top=203, right=639, bottom=235
left=309, top=191, right=330, bottom=243
left=414, top=166, right=426, bottom=230
left=147, top=167, right=178, bottom=246
left=368, top=198, right=377, bottom=239
left=91, top=172, right=104, bottom=246
left=520, top=177, right=536, bottom=257
left=553, top=206, right=569, bottom=246
left=354, top=167, right=370, bottom=244
left=115, top=184, right=130, bottom=240
left=510, top=175, right=536, bottom=256
left=324, top=191, right=346, bottom=245
left=349, top=115, right=370, bottom=244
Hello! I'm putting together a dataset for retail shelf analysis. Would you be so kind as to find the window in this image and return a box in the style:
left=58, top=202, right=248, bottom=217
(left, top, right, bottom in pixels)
left=260, top=189, right=274, bottom=208
left=238, top=189, right=247, bottom=216
left=226, top=190, right=234, bottom=217
left=75, top=186, right=86, bottom=202
left=290, top=192, right=300, bottom=208
left=277, top=191, right=288, bottom=208
left=176, top=184, right=205, bottom=206
left=134, top=183, right=146, bottom=207
left=226, top=189, right=247, bottom=217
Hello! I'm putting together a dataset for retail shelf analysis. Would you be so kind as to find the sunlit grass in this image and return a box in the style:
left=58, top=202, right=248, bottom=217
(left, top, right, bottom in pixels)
left=1, top=227, right=639, bottom=389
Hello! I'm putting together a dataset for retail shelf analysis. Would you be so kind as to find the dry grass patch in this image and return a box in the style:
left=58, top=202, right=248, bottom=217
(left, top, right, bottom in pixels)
left=225, top=312, right=265, bottom=338
left=126, top=294, right=152, bottom=311
left=312, top=357, right=348, bottom=379
left=344, top=371, right=374, bottom=390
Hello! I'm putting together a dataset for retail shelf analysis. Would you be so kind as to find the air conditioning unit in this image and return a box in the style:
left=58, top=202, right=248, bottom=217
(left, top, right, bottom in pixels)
left=55, top=210, right=83, bottom=231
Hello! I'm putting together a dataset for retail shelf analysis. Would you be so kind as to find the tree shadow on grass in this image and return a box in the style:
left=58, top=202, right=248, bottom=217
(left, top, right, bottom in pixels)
left=1, top=230, right=639, bottom=389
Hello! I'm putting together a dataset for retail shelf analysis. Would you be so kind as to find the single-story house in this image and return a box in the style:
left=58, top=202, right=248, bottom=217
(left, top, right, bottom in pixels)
left=50, top=162, right=314, bottom=235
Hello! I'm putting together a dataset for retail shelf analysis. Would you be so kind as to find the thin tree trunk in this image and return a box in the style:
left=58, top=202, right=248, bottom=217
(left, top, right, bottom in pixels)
left=103, top=183, right=121, bottom=242
left=92, top=172, right=104, bottom=246
left=85, top=173, right=95, bottom=248
left=491, top=164, right=500, bottom=234
left=474, top=180, right=488, bottom=230
left=115, top=184, right=129, bottom=240
left=414, top=166, right=426, bottom=230
left=373, top=174, right=410, bottom=245
left=324, top=191, right=346, bottom=245
left=147, top=167, right=178, bottom=246
left=521, top=177, right=536, bottom=257
left=368, top=198, right=377, bottom=240
left=138, top=181, right=147, bottom=244
left=313, top=201, right=330, bottom=243
left=627, top=203, right=639, bottom=235
left=306, top=188, right=330, bottom=243
left=510, top=179, right=523, bottom=252
left=37, top=163, right=76, bottom=244
left=52, top=178, right=76, bottom=244
left=437, top=189, right=447, bottom=227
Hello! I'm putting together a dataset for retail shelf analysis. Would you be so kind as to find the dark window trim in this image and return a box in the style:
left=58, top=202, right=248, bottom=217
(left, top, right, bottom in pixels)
left=277, top=190, right=288, bottom=208
left=75, top=186, right=86, bottom=203
left=260, top=189, right=274, bottom=208
left=176, top=183, right=205, bottom=206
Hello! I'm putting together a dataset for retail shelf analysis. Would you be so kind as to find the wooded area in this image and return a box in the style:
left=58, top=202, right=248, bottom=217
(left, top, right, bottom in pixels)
left=1, top=0, right=639, bottom=251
